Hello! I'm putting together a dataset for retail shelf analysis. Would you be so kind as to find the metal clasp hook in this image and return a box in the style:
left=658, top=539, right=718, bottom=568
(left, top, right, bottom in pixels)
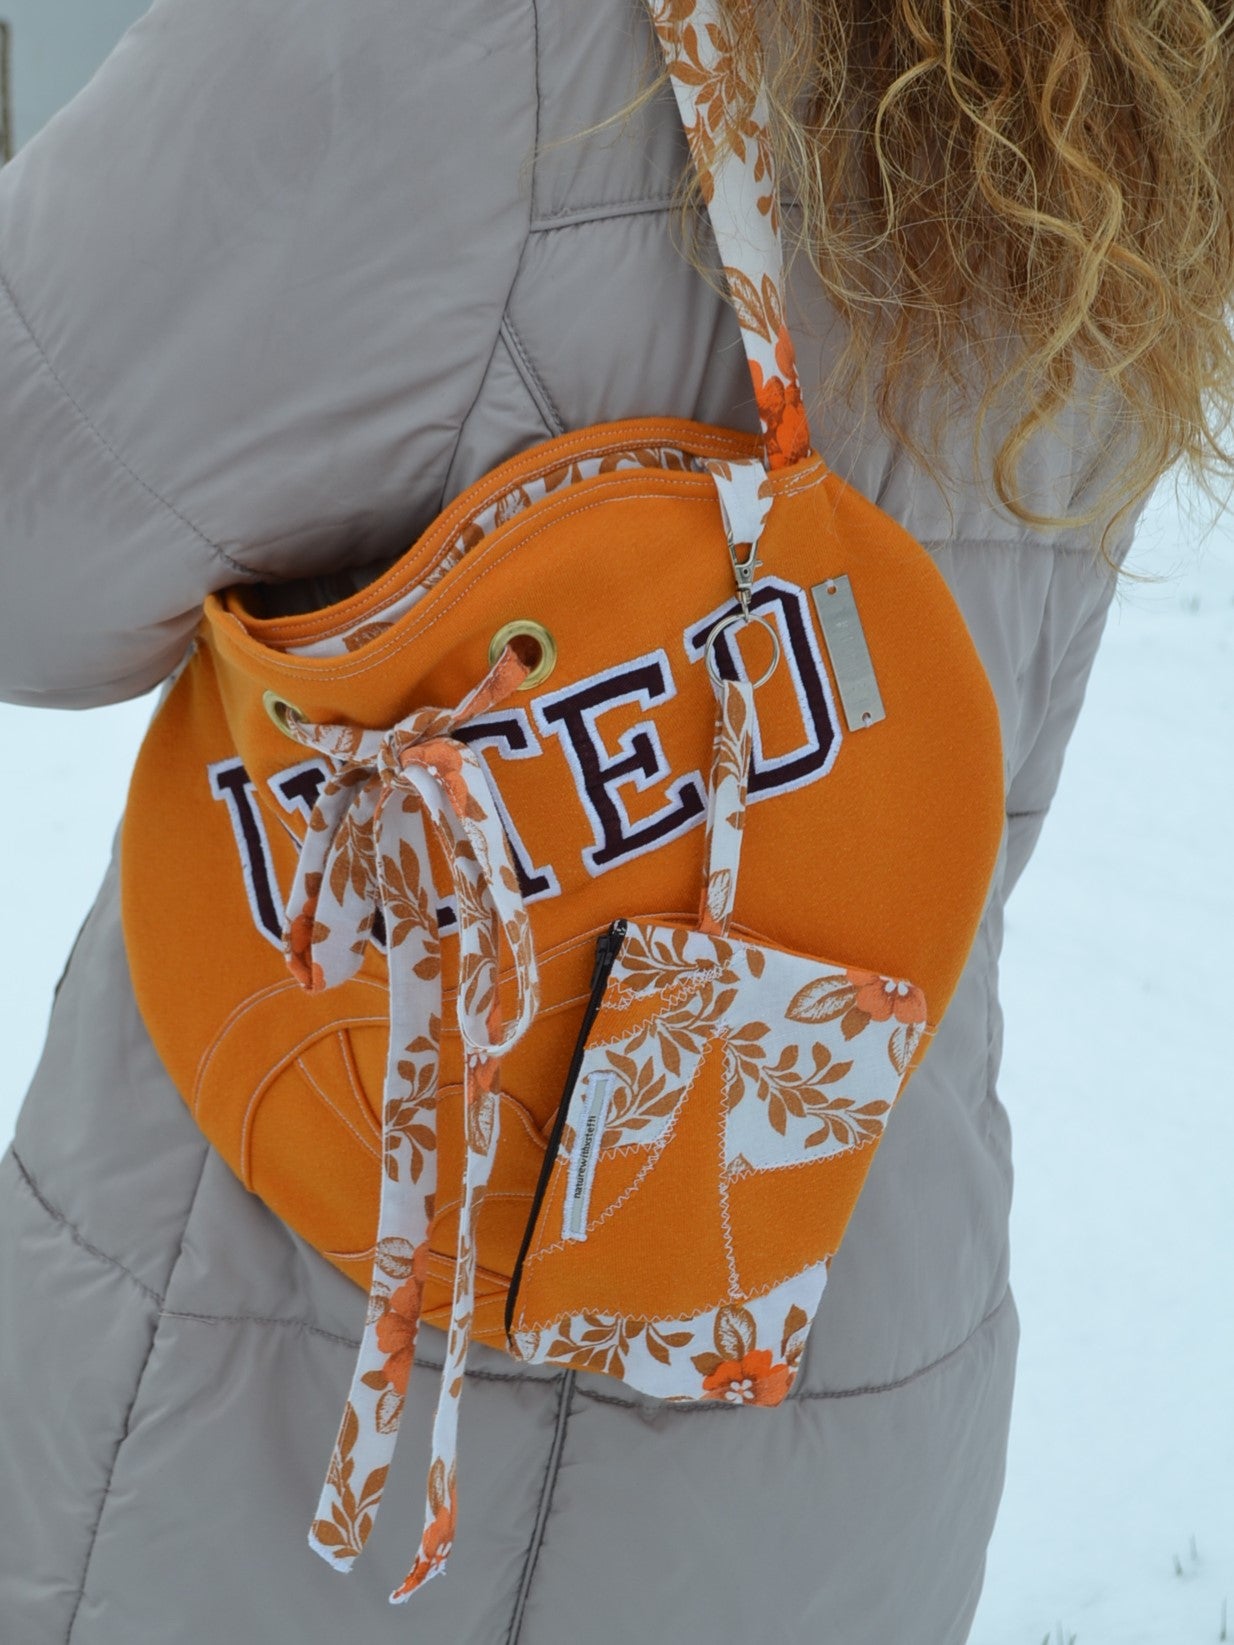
left=727, top=534, right=759, bottom=620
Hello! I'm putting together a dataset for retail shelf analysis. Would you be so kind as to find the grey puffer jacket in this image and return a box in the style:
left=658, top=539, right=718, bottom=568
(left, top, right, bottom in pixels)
left=0, top=1, right=1148, bottom=1641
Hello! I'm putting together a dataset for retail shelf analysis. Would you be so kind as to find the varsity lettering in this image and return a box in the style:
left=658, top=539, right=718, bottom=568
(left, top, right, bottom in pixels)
left=685, top=577, right=841, bottom=798
left=453, top=711, right=559, bottom=901
left=208, top=758, right=285, bottom=948
left=271, top=758, right=329, bottom=821
left=532, top=649, right=707, bottom=875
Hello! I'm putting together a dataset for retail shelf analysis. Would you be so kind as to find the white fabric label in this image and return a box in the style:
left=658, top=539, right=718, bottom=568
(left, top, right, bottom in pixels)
left=563, top=1070, right=616, bottom=1242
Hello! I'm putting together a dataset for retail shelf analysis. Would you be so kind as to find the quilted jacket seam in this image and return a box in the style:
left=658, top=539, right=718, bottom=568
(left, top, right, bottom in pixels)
left=529, top=194, right=677, bottom=231
left=920, top=534, right=1110, bottom=558
left=9, top=1147, right=368, bottom=1353
left=9, top=1146, right=165, bottom=1307
left=8, top=1145, right=1011, bottom=1399
left=506, top=1369, right=575, bottom=1645
left=438, top=0, right=539, bottom=513
left=0, top=259, right=252, bottom=580
left=64, top=1147, right=211, bottom=1645
left=530, top=189, right=804, bottom=232
left=500, top=314, right=565, bottom=437
left=157, top=1307, right=364, bottom=1351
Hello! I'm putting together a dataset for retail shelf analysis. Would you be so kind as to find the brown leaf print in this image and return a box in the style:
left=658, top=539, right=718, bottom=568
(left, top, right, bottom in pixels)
left=380, top=836, right=436, bottom=951
left=374, top=1236, right=421, bottom=1282
left=714, top=1303, right=757, bottom=1362
left=327, top=794, right=379, bottom=908
left=785, top=970, right=863, bottom=1026
left=888, top=1020, right=924, bottom=1077
left=465, top=1085, right=497, bottom=1156
left=722, top=264, right=776, bottom=345
left=342, top=619, right=396, bottom=652
left=311, top=1399, right=390, bottom=1561
left=705, top=867, right=733, bottom=925
left=781, top=1303, right=810, bottom=1363
left=374, top=1386, right=405, bottom=1435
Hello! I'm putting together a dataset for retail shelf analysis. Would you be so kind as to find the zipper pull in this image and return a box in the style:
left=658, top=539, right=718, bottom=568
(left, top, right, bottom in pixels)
left=591, top=919, right=627, bottom=987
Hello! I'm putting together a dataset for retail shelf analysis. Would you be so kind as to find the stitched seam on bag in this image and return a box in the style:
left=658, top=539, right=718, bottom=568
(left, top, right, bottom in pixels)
left=194, top=981, right=385, bottom=1114
left=260, top=470, right=829, bottom=682
left=506, top=1369, right=575, bottom=1645
left=258, top=479, right=753, bottom=675
left=64, top=1147, right=210, bottom=1645
left=500, top=315, right=566, bottom=437
left=9, top=1147, right=165, bottom=1306
left=255, top=435, right=753, bottom=647
left=0, top=260, right=252, bottom=579
left=294, top=1058, right=381, bottom=1160
left=572, top=1289, right=1013, bottom=1410
left=238, top=1015, right=390, bottom=1177
left=336, top=1030, right=381, bottom=1140
left=718, top=1132, right=741, bottom=1295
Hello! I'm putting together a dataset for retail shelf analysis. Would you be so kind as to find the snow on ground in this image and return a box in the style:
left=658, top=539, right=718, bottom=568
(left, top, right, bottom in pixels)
left=969, top=481, right=1234, bottom=1645
left=0, top=476, right=1230, bottom=1642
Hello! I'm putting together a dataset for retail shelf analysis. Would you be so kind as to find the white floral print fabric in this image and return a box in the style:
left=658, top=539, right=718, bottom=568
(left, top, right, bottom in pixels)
left=508, top=916, right=927, bottom=1392
left=646, top=0, right=812, bottom=468
left=277, top=646, right=539, bottom=1602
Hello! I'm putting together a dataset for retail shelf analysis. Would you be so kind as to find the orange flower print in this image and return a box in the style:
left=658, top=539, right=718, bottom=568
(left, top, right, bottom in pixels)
left=392, top=1500, right=455, bottom=1597
left=750, top=324, right=810, bottom=469
left=845, top=968, right=927, bottom=1026
left=391, top=1462, right=457, bottom=1600
left=286, top=873, right=326, bottom=992
left=375, top=1245, right=429, bottom=1396
left=702, top=1347, right=792, bottom=1406
left=401, top=739, right=485, bottom=823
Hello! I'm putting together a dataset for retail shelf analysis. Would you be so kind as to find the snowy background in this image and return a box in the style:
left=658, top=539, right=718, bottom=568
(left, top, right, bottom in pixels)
left=2, top=7, right=1232, bottom=1642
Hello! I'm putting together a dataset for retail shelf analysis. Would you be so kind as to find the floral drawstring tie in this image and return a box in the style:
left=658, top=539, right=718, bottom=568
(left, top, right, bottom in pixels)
left=275, top=645, right=539, bottom=1603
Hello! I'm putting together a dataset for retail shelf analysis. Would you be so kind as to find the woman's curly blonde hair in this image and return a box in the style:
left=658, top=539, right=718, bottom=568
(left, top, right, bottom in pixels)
left=659, top=0, right=1234, bottom=553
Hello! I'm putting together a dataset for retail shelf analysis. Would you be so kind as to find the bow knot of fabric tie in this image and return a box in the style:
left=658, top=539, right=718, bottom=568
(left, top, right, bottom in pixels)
left=270, top=646, right=541, bottom=1602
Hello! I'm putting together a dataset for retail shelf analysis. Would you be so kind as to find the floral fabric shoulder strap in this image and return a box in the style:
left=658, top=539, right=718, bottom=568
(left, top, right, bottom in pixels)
left=648, top=0, right=812, bottom=471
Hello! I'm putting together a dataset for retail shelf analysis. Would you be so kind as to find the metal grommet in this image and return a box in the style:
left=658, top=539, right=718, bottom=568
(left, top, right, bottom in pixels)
left=488, top=620, right=557, bottom=691
left=262, top=688, right=304, bottom=737
left=704, top=612, right=781, bottom=690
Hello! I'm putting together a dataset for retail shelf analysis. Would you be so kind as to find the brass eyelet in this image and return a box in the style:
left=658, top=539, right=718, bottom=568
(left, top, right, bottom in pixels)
left=262, top=688, right=304, bottom=737
left=488, top=620, right=557, bottom=691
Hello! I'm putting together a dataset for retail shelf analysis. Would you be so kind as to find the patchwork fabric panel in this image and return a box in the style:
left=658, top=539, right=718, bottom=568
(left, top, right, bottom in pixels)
left=506, top=917, right=927, bottom=1400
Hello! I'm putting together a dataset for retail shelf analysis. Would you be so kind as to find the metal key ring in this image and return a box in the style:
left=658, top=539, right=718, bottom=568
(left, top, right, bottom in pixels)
left=703, top=611, right=781, bottom=690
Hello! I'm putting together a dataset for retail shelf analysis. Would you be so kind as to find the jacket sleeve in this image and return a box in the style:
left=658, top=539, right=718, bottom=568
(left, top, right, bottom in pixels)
left=1002, top=494, right=1152, bottom=899
left=0, top=0, right=535, bottom=708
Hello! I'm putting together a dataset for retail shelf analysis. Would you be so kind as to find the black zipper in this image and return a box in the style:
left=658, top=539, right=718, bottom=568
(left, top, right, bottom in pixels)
left=504, top=917, right=628, bottom=1342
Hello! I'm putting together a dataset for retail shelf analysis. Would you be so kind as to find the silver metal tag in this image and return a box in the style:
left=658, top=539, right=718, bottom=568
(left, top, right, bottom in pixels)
left=810, top=575, right=885, bottom=732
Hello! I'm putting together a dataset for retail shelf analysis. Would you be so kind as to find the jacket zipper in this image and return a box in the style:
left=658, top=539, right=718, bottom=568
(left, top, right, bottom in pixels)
left=504, top=918, right=628, bottom=1342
